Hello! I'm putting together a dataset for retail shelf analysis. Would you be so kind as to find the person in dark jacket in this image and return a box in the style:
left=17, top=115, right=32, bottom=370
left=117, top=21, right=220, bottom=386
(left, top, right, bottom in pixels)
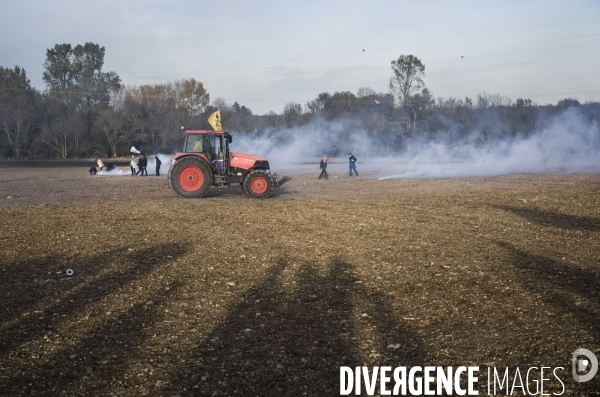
left=136, top=156, right=143, bottom=175
left=137, top=155, right=147, bottom=176
left=348, top=152, right=358, bottom=176
left=89, top=166, right=97, bottom=175
left=155, top=156, right=162, bottom=176
left=142, top=155, right=148, bottom=176
left=318, top=155, right=328, bottom=180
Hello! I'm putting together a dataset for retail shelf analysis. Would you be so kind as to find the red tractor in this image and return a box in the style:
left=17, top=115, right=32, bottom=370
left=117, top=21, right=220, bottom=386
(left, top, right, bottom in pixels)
left=168, top=129, right=291, bottom=198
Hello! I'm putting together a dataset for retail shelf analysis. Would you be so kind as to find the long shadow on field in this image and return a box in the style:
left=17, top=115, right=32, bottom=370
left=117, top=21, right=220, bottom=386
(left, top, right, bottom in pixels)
left=0, top=243, right=189, bottom=368
left=495, top=241, right=600, bottom=395
left=0, top=281, right=182, bottom=396
left=158, top=258, right=425, bottom=396
left=496, top=240, right=600, bottom=335
left=494, top=205, right=600, bottom=232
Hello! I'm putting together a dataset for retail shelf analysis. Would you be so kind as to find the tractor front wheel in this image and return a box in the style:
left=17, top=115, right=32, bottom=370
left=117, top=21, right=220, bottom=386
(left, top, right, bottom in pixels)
left=169, top=157, right=213, bottom=198
left=243, top=170, right=274, bottom=199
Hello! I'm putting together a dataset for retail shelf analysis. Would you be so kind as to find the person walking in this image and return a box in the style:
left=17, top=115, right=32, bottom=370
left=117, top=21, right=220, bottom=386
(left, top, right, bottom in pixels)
left=348, top=152, right=358, bottom=176
left=136, top=155, right=147, bottom=176
left=130, top=155, right=137, bottom=175
left=141, top=155, right=148, bottom=176
left=318, top=155, right=328, bottom=180
left=135, top=155, right=142, bottom=175
left=155, top=156, right=162, bottom=176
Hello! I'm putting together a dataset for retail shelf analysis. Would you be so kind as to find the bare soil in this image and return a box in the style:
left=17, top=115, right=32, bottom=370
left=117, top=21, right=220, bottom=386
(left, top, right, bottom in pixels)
left=0, top=164, right=599, bottom=396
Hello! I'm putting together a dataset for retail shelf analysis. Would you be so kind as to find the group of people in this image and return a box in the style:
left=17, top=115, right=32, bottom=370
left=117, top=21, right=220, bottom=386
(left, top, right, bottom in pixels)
left=130, top=155, right=153, bottom=176
left=88, top=155, right=162, bottom=176
left=131, top=154, right=162, bottom=176
left=318, top=152, right=358, bottom=180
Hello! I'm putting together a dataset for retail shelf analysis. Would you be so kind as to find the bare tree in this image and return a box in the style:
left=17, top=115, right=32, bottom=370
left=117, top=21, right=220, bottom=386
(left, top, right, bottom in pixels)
left=98, top=108, right=123, bottom=157
left=43, top=113, right=80, bottom=159
left=389, top=55, right=426, bottom=105
left=0, top=65, right=39, bottom=158
left=476, top=92, right=512, bottom=108
left=356, top=87, right=376, bottom=98
left=404, top=88, right=434, bottom=132
left=283, top=102, right=303, bottom=127
left=212, top=97, right=229, bottom=110
left=0, top=105, right=37, bottom=159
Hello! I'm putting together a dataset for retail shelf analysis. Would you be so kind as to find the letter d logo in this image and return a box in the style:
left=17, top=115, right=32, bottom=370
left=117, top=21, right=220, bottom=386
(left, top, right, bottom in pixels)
left=572, top=348, right=598, bottom=382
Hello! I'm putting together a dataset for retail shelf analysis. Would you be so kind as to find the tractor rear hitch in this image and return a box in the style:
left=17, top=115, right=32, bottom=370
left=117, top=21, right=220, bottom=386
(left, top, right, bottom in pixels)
left=272, top=173, right=291, bottom=187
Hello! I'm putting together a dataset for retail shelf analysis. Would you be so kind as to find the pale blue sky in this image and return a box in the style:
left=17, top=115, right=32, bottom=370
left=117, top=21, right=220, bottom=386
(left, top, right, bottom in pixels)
left=1, top=0, right=599, bottom=114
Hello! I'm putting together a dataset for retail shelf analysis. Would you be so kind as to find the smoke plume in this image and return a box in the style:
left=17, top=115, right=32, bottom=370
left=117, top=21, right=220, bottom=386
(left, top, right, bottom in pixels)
left=231, top=106, right=600, bottom=178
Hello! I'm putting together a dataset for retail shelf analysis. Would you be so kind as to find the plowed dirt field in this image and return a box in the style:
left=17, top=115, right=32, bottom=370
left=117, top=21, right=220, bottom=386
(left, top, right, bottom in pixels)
left=1, top=164, right=599, bottom=396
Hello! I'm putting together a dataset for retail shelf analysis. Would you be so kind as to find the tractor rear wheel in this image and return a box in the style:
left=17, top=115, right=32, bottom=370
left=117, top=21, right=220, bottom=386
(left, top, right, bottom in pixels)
left=169, top=157, right=213, bottom=198
left=243, top=170, right=274, bottom=199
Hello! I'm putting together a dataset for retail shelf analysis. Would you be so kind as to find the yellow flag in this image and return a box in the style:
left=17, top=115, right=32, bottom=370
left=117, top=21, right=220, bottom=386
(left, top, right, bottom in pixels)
left=208, top=110, right=222, bottom=131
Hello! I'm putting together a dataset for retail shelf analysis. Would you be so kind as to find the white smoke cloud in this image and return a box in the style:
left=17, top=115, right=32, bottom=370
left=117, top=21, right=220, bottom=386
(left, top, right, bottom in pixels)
left=229, top=107, right=600, bottom=178
left=147, top=154, right=172, bottom=175
left=97, top=167, right=126, bottom=176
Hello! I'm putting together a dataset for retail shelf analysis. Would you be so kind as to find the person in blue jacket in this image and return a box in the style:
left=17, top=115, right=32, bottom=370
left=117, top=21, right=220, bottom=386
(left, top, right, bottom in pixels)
left=348, top=153, right=358, bottom=176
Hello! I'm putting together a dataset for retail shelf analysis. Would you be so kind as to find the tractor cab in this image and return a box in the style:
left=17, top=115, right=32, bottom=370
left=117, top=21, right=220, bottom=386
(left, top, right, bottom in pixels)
left=183, top=131, right=230, bottom=168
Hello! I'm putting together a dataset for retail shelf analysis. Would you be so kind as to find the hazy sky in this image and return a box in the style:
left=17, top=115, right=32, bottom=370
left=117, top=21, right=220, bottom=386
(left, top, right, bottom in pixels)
left=1, top=0, right=599, bottom=114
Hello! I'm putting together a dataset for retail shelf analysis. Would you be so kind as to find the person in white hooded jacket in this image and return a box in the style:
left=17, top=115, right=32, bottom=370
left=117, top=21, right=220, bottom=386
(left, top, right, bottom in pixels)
left=130, top=156, right=139, bottom=176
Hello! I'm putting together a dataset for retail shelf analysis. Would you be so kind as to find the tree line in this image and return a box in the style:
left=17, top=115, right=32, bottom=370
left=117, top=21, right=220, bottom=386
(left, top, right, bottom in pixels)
left=1, top=43, right=599, bottom=159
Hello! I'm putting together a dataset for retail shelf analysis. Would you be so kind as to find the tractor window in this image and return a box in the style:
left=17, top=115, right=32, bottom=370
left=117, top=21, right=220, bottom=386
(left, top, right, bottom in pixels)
left=185, top=134, right=218, bottom=161
left=203, top=135, right=215, bottom=158
left=215, top=135, right=223, bottom=154
left=186, top=135, right=203, bottom=153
